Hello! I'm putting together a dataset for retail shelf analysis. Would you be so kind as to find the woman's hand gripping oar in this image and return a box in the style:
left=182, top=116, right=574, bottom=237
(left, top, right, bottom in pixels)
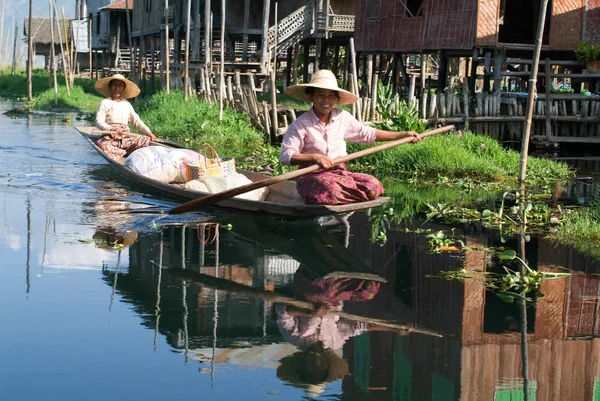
left=169, top=125, right=455, bottom=214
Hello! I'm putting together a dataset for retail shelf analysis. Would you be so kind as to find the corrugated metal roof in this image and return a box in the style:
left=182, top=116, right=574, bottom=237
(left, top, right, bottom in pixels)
left=100, top=0, right=135, bottom=11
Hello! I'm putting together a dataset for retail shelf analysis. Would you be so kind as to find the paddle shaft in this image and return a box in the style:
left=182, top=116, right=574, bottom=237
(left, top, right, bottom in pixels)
left=92, top=130, right=184, bottom=148
left=170, top=268, right=443, bottom=337
left=169, top=124, right=455, bottom=214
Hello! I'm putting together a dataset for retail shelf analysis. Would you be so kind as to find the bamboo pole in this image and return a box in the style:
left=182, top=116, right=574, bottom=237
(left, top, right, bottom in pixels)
left=218, top=0, right=225, bottom=121
left=370, top=73, right=378, bottom=121
left=61, top=7, right=73, bottom=87
left=270, top=2, right=278, bottom=138
left=204, top=0, right=210, bottom=71
left=52, top=0, right=69, bottom=94
left=184, top=0, right=192, bottom=102
left=519, top=0, right=549, bottom=183
left=125, top=0, right=135, bottom=80
left=88, top=16, right=92, bottom=79
left=27, top=0, right=32, bottom=100
left=165, top=0, right=170, bottom=93
left=0, top=0, right=5, bottom=68
left=2, top=25, right=9, bottom=70
left=349, top=38, right=362, bottom=121
left=49, top=0, right=58, bottom=107
left=10, top=19, right=16, bottom=74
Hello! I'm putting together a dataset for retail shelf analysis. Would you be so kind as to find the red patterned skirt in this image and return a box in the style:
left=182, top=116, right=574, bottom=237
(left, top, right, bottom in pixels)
left=296, top=164, right=384, bottom=205
left=97, top=135, right=150, bottom=160
left=294, top=265, right=381, bottom=305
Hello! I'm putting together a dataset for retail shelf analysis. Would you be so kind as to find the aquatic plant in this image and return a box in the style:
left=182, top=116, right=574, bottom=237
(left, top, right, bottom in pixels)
left=32, top=85, right=102, bottom=113
left=374, top=81, right=428, bottom=133
left=433, top=249, right=570, bottom=303
left=550, top=202, right=600, bottom=260
left=425, top=229, right=464, bottom=253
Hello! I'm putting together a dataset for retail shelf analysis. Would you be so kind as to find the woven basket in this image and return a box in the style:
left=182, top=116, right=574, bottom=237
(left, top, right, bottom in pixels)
left=186, top=143, right=235, bottom=180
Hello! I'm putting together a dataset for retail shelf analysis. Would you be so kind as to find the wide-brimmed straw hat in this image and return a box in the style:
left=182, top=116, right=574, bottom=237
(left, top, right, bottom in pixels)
left=285, top=69, right=358, bottom=104
left=94, top=73, right=141, bottom=99
left=276, top=348, right=349, bottom=396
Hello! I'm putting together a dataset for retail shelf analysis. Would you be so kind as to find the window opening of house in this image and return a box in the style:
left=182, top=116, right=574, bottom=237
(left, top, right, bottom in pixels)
left=498, top=0, right=552, bottom=45
left=366, top=0, right=381, bottom=20
left=405, top=0, right=424, bottom=18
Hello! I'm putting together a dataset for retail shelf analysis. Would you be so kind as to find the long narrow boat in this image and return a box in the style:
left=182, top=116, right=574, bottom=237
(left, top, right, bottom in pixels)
left=77, top=126, right=390, bottom=218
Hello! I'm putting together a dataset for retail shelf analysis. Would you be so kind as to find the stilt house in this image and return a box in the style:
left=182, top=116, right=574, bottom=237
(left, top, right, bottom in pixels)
left=24, top=17, right=69, bottom=70
left=352, top=0, right=600, bottom=146
left=85, top=0, right=133, bottom=72
left=126, top=0, right=356, bottom=86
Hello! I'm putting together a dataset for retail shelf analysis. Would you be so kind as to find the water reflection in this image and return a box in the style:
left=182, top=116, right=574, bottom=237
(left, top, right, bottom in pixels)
left=93, top=207, right=600, bottom=400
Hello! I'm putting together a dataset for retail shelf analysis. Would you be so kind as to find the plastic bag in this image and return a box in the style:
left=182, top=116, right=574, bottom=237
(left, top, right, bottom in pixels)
left=198, top=172, right=269, bottom=201
left=125, top=147, right=201, bottom=183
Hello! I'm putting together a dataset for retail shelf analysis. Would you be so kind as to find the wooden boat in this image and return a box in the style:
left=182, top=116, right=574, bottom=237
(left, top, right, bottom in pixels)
left=77, top=126, right=390, bottom=218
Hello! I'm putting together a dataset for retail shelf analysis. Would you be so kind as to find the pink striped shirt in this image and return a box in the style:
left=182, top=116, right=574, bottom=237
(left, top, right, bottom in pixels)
left=280, top=107, right=377, bottom=165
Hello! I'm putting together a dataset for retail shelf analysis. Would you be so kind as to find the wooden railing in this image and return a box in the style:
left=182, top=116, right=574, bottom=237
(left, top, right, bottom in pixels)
left=329, top=14, right=354, bottom=32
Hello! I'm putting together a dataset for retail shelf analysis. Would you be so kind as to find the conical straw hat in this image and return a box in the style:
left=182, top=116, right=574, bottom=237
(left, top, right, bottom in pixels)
left=285, top=69, right=358, bottom=104
left=94, top=73, right=141, bottom=99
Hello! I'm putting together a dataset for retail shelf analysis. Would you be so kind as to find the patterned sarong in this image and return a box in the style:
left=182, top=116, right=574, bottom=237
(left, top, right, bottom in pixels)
left=296, top=164, right=384, bottom=205
left=294, top=265, right=381, bottom=305
left=97, top=135, right=150, bottom=160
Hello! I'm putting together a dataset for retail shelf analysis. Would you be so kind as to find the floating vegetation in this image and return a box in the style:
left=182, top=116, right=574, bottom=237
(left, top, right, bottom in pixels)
left=425, top=230, right=465, bottom=253
left=431, top=249, right=571, bottom=303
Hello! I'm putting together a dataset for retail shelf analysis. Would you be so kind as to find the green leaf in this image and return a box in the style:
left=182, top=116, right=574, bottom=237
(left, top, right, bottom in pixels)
left=498, top=249, right=517, bottom=260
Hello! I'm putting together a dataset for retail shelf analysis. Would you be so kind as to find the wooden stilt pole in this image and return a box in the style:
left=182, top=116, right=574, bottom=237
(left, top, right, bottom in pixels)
left=270, top=2, right=278, bottom=138
left=2, top=25, right=9, bottom=70
left=61, top=7, right=73, bottom=87
left=27, top=0, right=32, bottom=100
left=518, top=0, right=549, bottom=183
left=218, top=0, right=225, bottom=121
left=49, top=0, right=58, bottom=107
left=164, top=0, right=170, bottom=93
left=0, top=0, right=5, bottom=69
left=184, top=0, right=192, bottom=101
left=88, top=16, right=92, bottom=80
left=349, top=37, right=361, bottom=121
left=10, top=19, right=16, bottom=74
left=52, top=0, right=69, bottom=94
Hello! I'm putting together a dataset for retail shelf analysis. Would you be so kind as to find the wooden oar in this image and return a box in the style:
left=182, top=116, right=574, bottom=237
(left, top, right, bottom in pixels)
left=169, top=268, right=443, bottom=337
left=92, top=130, right=185, bottom=149
left=169, top=124, right=455, bottom=214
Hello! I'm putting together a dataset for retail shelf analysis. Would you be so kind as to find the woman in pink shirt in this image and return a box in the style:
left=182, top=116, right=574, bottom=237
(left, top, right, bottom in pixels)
left=94, top=74, right=157, bottom=160
left=281, top=69, right=421, bottom=205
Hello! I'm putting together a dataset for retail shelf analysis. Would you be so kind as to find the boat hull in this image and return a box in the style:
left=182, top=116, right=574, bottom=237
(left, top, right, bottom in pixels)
left=77, top=127, right=390, bottom=217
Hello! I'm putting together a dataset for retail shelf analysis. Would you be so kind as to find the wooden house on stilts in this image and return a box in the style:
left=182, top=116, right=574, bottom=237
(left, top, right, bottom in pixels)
left=353, top=0, right=600, bottom=145
left=119, top=0, right=357, bottom=91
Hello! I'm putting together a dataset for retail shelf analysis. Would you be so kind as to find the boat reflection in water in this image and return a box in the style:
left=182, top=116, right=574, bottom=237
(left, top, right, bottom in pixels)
left=99, top=206, right=600, bottom=400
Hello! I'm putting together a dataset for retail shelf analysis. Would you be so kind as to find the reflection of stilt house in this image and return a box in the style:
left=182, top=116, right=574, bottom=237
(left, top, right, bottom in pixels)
left=343, top=212, right=600, bottom=400
left=353, top=0, right=600, bottom=145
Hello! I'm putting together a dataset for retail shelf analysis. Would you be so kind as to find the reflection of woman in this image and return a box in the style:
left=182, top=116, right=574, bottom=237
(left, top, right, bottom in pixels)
left=94, top=73, right=157, bottom=160
left=276, top=265, right=380, bottom=350
left=275, top=265, right=386, bottom=396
